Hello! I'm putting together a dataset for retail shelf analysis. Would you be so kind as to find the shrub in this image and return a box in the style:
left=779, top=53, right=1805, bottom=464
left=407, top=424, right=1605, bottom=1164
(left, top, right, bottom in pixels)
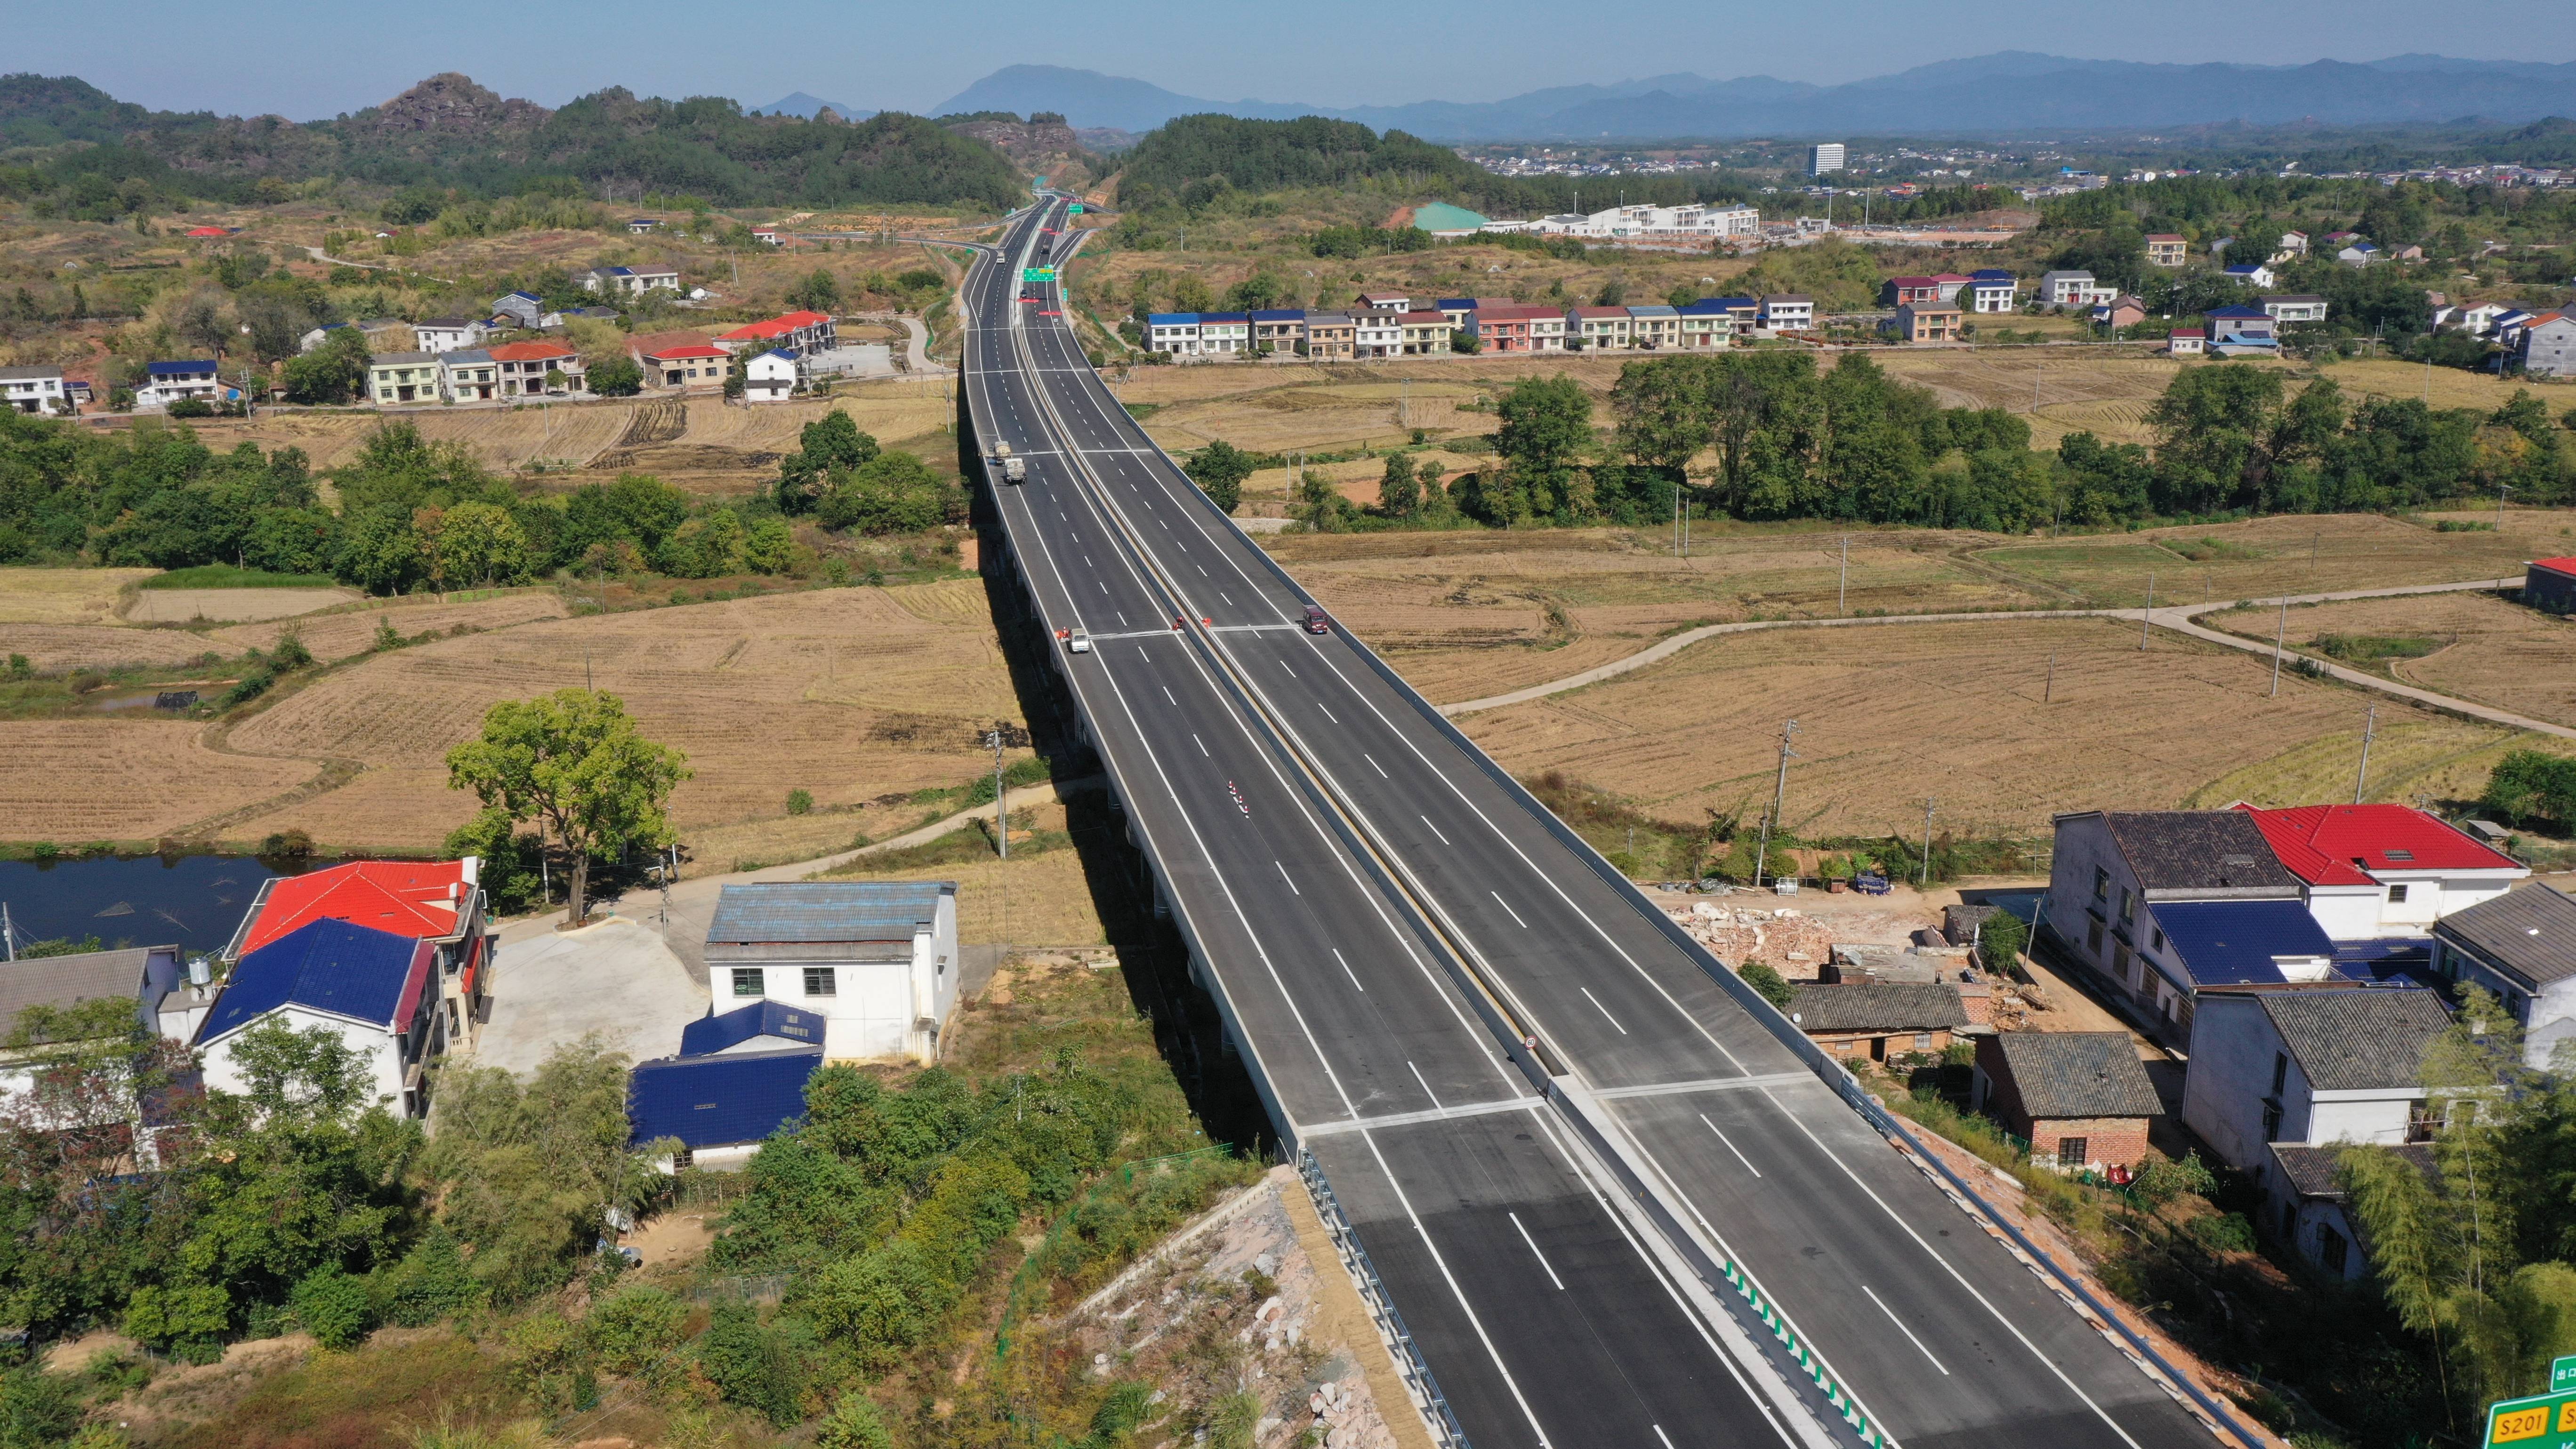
left=221, top=664, right=277, bottom=708
left=1737, top=961, right=1795, bottom=1011
left=815, top=1392, right=895, bottom=1449
left=291, top=1265, right=375, bottom=1349
left=271, top=634, right=315, bottom=670
left=503, top=1312, right=592, bottom=1412
left=587, top=1286, right=687, bottom=1377
left=786, top=789, right=814, bottom=816
left=0, top=1366, right=83, bottom=1448
left=372, top=1225, right=487, bottom=1327
left=695, top=1301, right=807, bottom=1427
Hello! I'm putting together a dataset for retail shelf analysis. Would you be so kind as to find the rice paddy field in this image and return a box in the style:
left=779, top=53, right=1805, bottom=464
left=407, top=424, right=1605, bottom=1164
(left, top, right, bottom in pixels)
left=2205, top=588, right=2576, bottom=730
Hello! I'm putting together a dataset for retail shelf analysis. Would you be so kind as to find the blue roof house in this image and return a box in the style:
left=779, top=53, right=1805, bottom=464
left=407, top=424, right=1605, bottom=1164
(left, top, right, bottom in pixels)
left=196, top=918, right=439, bottom=1117
left=705, top=882, right=959, bottom=1063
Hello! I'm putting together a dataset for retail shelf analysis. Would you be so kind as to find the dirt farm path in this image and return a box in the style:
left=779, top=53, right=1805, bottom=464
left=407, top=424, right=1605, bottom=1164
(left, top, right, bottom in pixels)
left=1434, top=576, right=2567, bottom=739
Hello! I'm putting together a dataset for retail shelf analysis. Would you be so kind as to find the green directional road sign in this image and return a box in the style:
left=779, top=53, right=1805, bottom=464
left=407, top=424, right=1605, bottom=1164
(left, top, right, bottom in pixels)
left=1067, top=202, right=1084, bottom=214
left=2557, top=1356, right=2576, bottom=1393
left=2487, top=1382, right=2576, bottom=1446
left=1022, top=267, right=1056, bottom=282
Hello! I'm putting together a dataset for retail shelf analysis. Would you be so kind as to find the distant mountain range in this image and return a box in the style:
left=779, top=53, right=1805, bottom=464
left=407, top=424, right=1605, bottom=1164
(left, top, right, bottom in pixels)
left=925, top=53, right=2576, bottom=140
left=753, top=92, right=874, bottom=121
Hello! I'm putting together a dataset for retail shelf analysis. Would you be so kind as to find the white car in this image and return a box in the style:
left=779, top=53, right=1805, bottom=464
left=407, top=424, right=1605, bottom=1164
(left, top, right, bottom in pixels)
left=1063, top=628, right=1092, bottom=654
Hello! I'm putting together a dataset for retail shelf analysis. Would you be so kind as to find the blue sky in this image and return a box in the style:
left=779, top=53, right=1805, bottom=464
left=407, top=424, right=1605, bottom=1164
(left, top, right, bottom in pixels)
left=13, top=0, right=2576, bottom=120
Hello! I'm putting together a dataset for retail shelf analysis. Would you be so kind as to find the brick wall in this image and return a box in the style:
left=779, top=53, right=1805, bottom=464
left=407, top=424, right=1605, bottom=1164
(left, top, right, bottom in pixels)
left=2031, top=1116, right=2151, bottom=1171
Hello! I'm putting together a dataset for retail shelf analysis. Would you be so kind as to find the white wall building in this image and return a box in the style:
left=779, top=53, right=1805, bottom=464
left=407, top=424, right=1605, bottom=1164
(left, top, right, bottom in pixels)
left=2432, top=884, right=2576, bottom=1068
left=195, top=918, right=445, bottom=1119
left=2236, top=804, right=2527, bottom=941
left=704, top=882, right=960, bottom=1063
left=1809, top=142, right=1846, bottom=176
left=745, top=348, right=798, bottom=402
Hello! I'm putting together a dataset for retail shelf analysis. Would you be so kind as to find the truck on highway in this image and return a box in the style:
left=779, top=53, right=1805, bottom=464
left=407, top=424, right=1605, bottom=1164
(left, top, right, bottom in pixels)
left=991, top=441, right=1026, bottom=483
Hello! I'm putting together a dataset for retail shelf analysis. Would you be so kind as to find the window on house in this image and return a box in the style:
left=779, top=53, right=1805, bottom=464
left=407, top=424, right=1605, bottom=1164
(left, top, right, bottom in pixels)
left=2088, top=921, right=2105, bottom=956
left=2055, top=1137, right=2089, bottom=1169
left=2262, top=1102, right=2284, bottom=1141
left=1914, top=1033, right=1933, bottom=1050
left=2119, top=886, right=2135, bottom=924
left=2151, top=927, right=2165, bottom=953
left=731, top=967, right=764, bottom=998
left=2318, top=1224, right=2350, bottom=1274
left=2272, top=1052, right=2289, bottom=1096
left=803, top=967, right=837, bottom=997
left=2388, top=884, right=2409, bottom=904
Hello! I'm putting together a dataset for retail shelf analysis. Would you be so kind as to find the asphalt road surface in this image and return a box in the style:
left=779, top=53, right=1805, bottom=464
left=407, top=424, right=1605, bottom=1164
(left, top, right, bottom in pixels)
left=961, top=197, right=2231, bottom=1449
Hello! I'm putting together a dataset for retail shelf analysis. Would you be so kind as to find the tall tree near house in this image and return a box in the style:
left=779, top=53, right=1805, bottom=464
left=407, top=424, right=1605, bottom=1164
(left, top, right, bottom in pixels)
left=1376, top=451, right=1420, bottom=517
left=445, top=689, right=691, bottom=925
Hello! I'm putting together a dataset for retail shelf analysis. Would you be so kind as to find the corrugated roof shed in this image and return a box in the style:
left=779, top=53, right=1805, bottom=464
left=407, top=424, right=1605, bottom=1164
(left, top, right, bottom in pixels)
left=680, top=999, right=828, bottom=1056
left=707, top=882, right=953, bottom=945
left=1988, top=1032, right=2161, bottom=1118
left=628, top=1049, right=819, bottom=1148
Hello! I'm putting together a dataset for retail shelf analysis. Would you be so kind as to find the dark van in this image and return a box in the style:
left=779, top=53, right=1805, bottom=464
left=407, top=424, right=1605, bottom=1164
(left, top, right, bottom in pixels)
left=1303, top=605, right=1330, bottom=634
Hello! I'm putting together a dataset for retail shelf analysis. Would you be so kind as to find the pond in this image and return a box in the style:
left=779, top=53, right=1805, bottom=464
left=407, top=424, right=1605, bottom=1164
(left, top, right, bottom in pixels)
left=0, top=853, right=342, bottom=958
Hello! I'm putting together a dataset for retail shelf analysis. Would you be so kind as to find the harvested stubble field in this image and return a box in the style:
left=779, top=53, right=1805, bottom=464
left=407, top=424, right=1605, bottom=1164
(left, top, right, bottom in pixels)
left=1452, top=616, right=2502, bottom=839
left=3, top=623, right=216, bottom=675
left=1876, top=349, right=2193, bottom=449
left=0, top=567, right=158, bottom=625
left=180, top=387, right=958, bottom=493
left=2322, top=357, right=2575, bottom=413
left=2205, top=589, right=2576, bottom=729
left=1268, top=526, right=2054, bottom=703
left=818, top=798, right=1106, bottom=946
left=0, top=577, right=1027, bottom=853
left=1972, top=510, right=2563, bottom=608
left=123, top=588, right=359, bottom=623
left=210, top=589, right=572, bottom=661
left=0, top=720, right=315, bottom=842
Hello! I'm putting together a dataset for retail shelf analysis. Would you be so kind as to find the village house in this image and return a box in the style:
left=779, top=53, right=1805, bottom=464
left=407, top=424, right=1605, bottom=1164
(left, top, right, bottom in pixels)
left=1299, top=313, right=1352, bottom=360
left=1971, top=1032, right=2162, bottom=1172
left=1785, top=981, right=1969, bottom=1063
left=1626, top=303, right=1680, bottom=347
left=1885, top=276, right=1944, bottom=306
left=412, top=317, right=487, bottom=353
left=2277, top=229, right=2310, bottom=258
left=703, top=882, right=960, bottom=1062
left=1356, top=291, right=1409, bottom=313
left=2220, top=263, right=2278, bottom=288
left=2519, top=313, right=2576, bottom=377
left=487, top=339, right=583, bottom=397
left=134, top=360, right=225, bottom=411
left=2338, top=239, right=2382, bottom=266
left=2168, top=329, right=2206, bottom=356
left=2267, top=1141, right=2432, bottom=1281
left=2090, top=295, right=2147, bottom=330
left=2036, top=270, right=2110, bottom=309
left=438, top=349, right=499, bottom=402
left=2144, top=233, right=2189, bottom=267
left=223, top=857, right=493, bottom=1055
left=1352, top=308, right=1404, bottom=359
left=2181, top=983, right=2455, bottom=1273
left=0, top=945, right=192, bottom=1112
left=2235, top=803, right=2527, bottom=941
left=1468, top=303, right=1544, bottom=353
left=744, top=349, right=798, bottom=402
left=1567, top=305, right=1633, bottom=350
left=629, top=332, right=731, bottom=391
left=2261, top=295, right=2330, bottom=325
left=2430, top=883, right=2576, bottom=1068
left=717, top=310, right=838, bottom=361
left=2204, top=305, right=2279, bottom=354
left=579, top=264, right=682, bottom=298
left=1197, top=312, right=1250, bottom=356
left=1146, top=313, right=1201, bottom=355
left=1250, top=309, right=1307, bottom=352
left=198, top=919, right=449, bottom=1119
left=491, top=291, right=544, bottom=328
left=1889, top=300, right=1962, bottom=343
left=1758, top=294, right=1814, bottom=332
left=1930, top=273, right=1973, bottom=303
left=366, top=352, right=440, bottom=405
left=1966, top=269, right=2019, bottom=313
left=2526, top=555, right=2576, bottom=612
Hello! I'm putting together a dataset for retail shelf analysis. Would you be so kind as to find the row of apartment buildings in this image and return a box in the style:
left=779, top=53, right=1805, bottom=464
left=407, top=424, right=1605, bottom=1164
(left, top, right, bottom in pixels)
left=1145, top=293, right=1819, bottom=357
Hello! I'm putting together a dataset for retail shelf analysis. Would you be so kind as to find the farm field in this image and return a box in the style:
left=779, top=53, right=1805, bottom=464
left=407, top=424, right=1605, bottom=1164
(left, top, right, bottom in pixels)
left=2321, top=357, right=2574, bottom=413
left=817, top=798, right=1107, bottom=947
left=1452, top=615, right=2552, bottom=840
left=1971, top=511, right=2560, bottom=608
left=205, top=577, right=1025, bottom=853
left=2205, top=588, right=2576, bottom=729
left=1270, top=525, right=2055, bottom=702
left=0, top=576, right=1027, bottom=854
left=0, top=567, right=158, bottom=625
left=169, top=384, right=960, bottom=492
left=124, top=588, right=359, bottom=623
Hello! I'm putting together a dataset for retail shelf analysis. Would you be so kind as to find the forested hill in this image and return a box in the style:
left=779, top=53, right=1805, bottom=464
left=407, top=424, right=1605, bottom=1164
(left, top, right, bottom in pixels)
left=0, top=72, right=1030, bottom=211
left=1113, top=112, right=1752, bottom=217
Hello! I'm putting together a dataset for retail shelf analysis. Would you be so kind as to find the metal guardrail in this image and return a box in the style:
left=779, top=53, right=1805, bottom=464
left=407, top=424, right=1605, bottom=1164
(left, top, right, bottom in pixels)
left=1296, top=1149, right=1472, bottom=1449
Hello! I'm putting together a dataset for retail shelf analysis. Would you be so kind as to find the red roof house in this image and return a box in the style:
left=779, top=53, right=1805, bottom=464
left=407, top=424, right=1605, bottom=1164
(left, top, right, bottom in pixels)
left=184, top=226, right=232, bottom=239
left=223, top=858, right=494, bottom=1050
left=2234, top=803, right=2527, bottom=939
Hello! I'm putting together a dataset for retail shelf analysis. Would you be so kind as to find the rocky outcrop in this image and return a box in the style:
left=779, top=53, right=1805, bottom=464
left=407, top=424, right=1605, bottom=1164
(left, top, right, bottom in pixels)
left=355, top=73, right=548, bottom=138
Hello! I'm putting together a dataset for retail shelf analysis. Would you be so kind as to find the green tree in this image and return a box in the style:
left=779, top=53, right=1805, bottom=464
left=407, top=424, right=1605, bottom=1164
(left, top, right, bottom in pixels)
left=816, top=1392, right=895, bottom=1449
left=435, top=501, right=529, bottom=585
left=588, top=355, right=643, bottom=397
left=282, top=329, right=370, bottom=404
left=778, top=410, right=879, bottom=513
left=1737, top=961, right=1794, bottom=1011
left=1496, top=375, right=1595, bottom=520
left=2482, top=750, right=2576, bottom=830
left=1297, top=469, right=1351, bottom=532
left=290, top=1266, right=374, bottom=1350
left=444, top=689, right=691, bottom=923
left=788, top=268, right=844, bottom=313
left=2146, top=363, right=2285, bottom=515
left=1185, top=439, right=1252, bottom=514
left=817, top=451, right=959, bottom=534
left=1376, top=452, right=1420, bottom=517
left=1975, top=910, right=2028, bottom=976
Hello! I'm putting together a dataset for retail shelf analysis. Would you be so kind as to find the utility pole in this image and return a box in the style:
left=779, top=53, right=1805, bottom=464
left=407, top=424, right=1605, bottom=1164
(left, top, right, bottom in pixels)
left=1838, top=534, right=1850, bottom=613
left=1, top=902, right=13, bottom=963
left=2354, top=705, right=2378, bottom=804
left=986, top=727, right=1011, bottom=859
left=1753, top=721, right=1798, bottom=889
left=1919, top=798, right=1937, bottom=889
left=2044, top=652, right=2055, bottom=703
left=2140, top=571, right=2154, bottom=650
left=2500, top=481, right=2513, bottom=529
left=2270, top=597, right=2288, bottom=697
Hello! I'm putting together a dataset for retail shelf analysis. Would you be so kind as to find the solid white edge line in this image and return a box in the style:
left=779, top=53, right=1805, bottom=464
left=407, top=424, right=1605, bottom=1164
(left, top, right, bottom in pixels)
left=1861, top=1284, right=1950, bottom=1376
left=1508, top=1211, right=1568, bottom=1291
left=1580, top=986, right=1629, bottom=1035
left=1700, top=1113, right=1764, bottom=1178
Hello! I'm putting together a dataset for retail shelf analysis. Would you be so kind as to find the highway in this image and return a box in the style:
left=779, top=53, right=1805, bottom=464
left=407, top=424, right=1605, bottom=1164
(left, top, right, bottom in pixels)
left=959, top=197, right=2245, bottom=1449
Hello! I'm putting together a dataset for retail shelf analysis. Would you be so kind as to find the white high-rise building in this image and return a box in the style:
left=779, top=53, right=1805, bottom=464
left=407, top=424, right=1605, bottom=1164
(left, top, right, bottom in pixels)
left=1808, top=143, right=1846, bottom=177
